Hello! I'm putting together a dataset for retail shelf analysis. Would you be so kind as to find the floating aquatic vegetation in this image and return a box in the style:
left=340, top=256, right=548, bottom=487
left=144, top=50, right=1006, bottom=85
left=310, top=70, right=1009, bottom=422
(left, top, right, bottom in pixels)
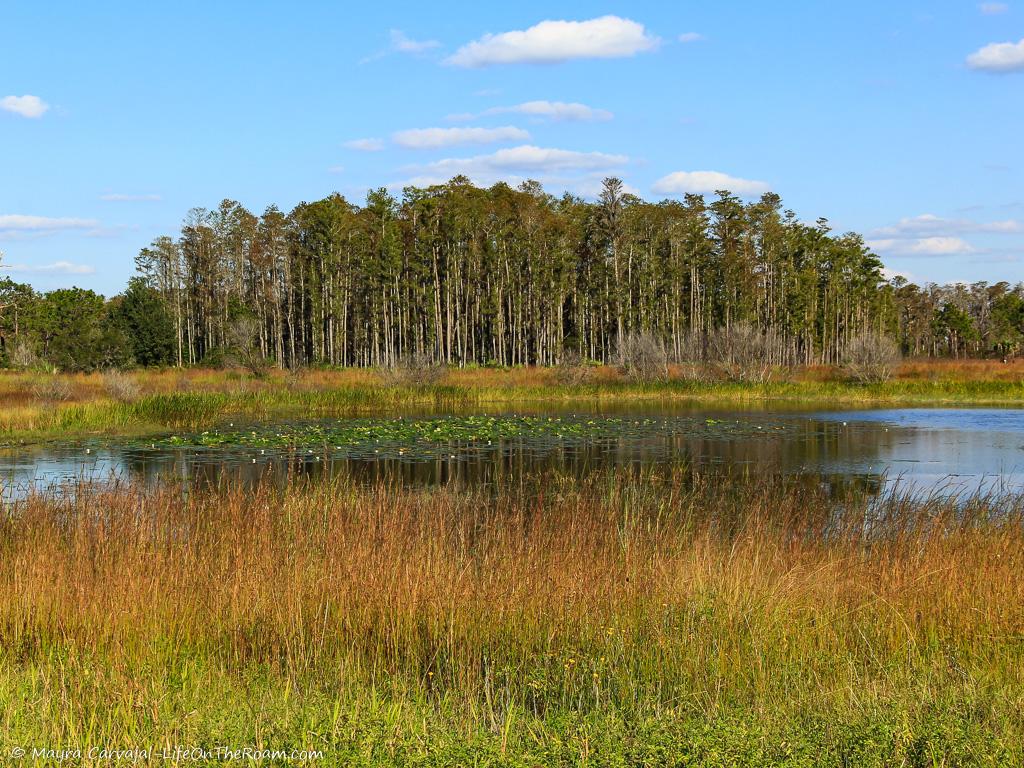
left=150, top=414, right=795, bottom=461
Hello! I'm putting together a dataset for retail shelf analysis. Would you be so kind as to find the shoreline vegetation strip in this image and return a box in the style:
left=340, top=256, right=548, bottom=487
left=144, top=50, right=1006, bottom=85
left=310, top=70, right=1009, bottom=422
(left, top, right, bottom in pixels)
left=1, top=370, right=1023, bottom=443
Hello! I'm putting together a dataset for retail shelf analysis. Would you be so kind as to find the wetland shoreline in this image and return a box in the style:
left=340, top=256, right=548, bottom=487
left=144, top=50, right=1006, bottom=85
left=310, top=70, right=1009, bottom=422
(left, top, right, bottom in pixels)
left=1, top=361, right=1022, bottom=443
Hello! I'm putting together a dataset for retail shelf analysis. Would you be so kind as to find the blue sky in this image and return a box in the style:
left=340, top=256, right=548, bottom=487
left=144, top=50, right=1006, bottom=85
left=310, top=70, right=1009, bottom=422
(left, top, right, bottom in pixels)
left=2, top=1, right=1022, bottom=295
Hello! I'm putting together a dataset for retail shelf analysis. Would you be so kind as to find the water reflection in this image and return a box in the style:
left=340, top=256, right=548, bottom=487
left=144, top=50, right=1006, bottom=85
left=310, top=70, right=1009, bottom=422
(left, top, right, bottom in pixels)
left=2, top=407, right=1022, bottom=501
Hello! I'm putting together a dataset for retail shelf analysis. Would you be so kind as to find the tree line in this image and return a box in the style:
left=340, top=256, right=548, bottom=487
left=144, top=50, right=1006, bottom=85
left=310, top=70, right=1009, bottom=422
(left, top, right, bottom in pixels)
left=1, top=176, right=1023, bottom=371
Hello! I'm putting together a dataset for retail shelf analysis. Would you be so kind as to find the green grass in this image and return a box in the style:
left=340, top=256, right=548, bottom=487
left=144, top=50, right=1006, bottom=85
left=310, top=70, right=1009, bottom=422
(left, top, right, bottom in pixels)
left=3, top=652, right=1018, bottom=766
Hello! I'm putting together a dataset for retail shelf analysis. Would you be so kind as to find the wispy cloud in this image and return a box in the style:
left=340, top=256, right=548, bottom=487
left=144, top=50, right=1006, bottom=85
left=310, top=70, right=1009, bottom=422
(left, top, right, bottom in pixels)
left=361, top=29, right=441, bottom=63
left=0, top=94, right=49, bottom=119
left=867, top=237, right=976, bottom=257
left=452, top=100, right=613, bottom=123
left=392, top=126, right=530, bottom=149
left=866, top=214, right=1022, bottom=258
left=966, top=37, right=1024, bottom=72
left=445, top=16, right=659, bottom=67
left=99, top=193, right=162, bottom=202
left=1, top=260, right=95, bottom=275
left=389, top=29, right=441, bottom=53
left=0, top=214, right=100, bottom=232
left=402, top=144, right=628, bottom=187
left=651, top=170, right=770, bottom=197
left=869, top=213, right=1021, bottom=238
left=881, top=266, right=917, bottom=282
left=979, top=2, right=1009, bottom=14
left=0, top=215, right=107, bottom=244
left=343, top=138, right=385, bottom=152
left=678, top=32, right=704, bottom=43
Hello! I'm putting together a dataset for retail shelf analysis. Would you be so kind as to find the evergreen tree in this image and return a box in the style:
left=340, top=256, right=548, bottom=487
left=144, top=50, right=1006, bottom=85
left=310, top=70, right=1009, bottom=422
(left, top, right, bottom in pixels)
left=112, top=277, right=176, bottom=366
left=29, top=288, right=130, bottom=371
left=4, top=177, right=1019, bottom=371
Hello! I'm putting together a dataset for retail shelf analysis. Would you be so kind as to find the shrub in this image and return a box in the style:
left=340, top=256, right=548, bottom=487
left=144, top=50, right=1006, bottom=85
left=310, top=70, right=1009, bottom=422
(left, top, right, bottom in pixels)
left=101, top=370, right=142, bottom=402
left=617, top=331, right=668, bottom=383
left=673, top=329, right=706, bottom=364
left=224, top=317, right=269, bottom=378
left=30, top=377, right=74, bottom=402
left=284, top=365, right=309, bottom=392
left=669, top=330, right=713, bottom=381
left=844, top=331, right=902, bottom=383
left=8, top=341, right=45, bottom=371
left=382, top=350, right=446, bottom=387
left=707, top=323, right=774, bottom=383
left=554, top=349, right=595, bottom=386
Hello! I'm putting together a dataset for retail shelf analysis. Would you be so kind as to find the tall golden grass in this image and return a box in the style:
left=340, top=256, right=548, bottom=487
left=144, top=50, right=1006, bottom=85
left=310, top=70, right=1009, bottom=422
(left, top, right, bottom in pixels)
left=2, top=358, right=1023, bottom=403
left=1, top=472, right=1022, bottom=762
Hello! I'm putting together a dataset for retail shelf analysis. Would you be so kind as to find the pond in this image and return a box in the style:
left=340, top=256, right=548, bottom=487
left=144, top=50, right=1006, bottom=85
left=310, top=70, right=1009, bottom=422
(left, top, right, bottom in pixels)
left=2, top=406, right=1022, bottom=500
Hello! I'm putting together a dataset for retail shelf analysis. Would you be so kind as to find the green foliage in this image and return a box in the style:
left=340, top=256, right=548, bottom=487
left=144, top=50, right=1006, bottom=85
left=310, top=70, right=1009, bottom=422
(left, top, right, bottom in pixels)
left=1, top=657, right=1018, bottom=766
left=989, top=289, right=1024, bottom=355
left=0, top=277, right=36, bottom=367
left=153, top=414, right=794, bottom=458
left=111, top=276, right=176, bottom=366
left=933, top=303, right=979, bottom=358
left=135, top=181, right=901, bottom=368
left=4, top=181, right=1022, bottom=371
left=27, top=288, right=131, bottom=371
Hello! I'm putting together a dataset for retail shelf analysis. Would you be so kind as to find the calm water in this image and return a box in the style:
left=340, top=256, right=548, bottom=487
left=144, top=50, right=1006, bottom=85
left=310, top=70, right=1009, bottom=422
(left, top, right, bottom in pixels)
left=2, top=406, right=1022, bottom=500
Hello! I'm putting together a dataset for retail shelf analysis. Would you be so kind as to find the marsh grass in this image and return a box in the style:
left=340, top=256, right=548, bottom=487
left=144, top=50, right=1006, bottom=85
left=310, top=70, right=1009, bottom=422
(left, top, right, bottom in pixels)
left=0, top=361, right=1022, bottom=441
left=0, top=472, right=1022, bottom=764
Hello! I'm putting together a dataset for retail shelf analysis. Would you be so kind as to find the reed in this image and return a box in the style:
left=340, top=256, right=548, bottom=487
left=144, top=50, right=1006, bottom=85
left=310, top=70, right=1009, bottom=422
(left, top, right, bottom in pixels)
left=0, top=472, right=1021, bottom=764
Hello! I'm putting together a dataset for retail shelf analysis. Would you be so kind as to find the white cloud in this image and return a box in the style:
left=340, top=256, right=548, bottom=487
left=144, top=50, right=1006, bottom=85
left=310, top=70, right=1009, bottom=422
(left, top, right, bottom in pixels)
left=392, top=125, right=530, bottom=149
left=0, top=214, right=100, bottom=232
left=99, top=193, right=162, bottom=202
left=328, top=165, right=345, bottom=174
left=389, top=29, right=441, bottom=53
left=678, top=32, right=704, bottom=43
left=980, top=2, right=1009, bottom=14
left=424, top=144, right=626, bottom=173
left=1, top=94, right=49, bottom=119
left=651, top=170, right=771, bottom=197
left=486, top=100, right=613, bottom=122
left=867, top=214, right=1024, bottom=259
left=966, top=37, right=1024, bottom=72
left=445, top=15, right=659, bottom=67
left=869, top=213, right=1021, bottom=238
left=1, top=260, right=95, bottom=275
left=344, top=138, right=385, bottom=152
left=403, top=144, right=628, bottom=187
left=867, top=237, right=976, bottom=256
left=83, top=225, right=133, bottom=239
left=881, top=266, right=917, bottom=282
